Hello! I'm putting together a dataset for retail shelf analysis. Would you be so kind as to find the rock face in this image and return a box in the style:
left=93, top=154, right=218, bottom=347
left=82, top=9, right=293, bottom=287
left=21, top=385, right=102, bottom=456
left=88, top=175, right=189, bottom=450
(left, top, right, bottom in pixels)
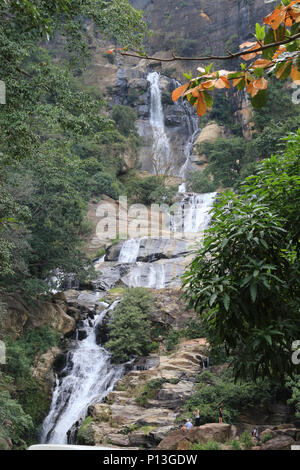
left=82, top=338, right=209, bottom=448
left=113, top=66, right=199, bottom=175
left=1, top=293, right=76, bottom=338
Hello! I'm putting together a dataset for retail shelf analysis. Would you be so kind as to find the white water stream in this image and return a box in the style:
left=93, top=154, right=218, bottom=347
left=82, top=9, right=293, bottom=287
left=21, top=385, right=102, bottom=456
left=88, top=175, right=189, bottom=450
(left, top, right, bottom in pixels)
left=41, top=303, right=124, bottom=444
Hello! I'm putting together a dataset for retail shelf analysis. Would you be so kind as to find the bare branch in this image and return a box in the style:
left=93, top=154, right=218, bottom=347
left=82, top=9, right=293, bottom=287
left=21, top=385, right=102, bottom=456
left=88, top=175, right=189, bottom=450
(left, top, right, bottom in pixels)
left=119, top=32, right=300, bottom=63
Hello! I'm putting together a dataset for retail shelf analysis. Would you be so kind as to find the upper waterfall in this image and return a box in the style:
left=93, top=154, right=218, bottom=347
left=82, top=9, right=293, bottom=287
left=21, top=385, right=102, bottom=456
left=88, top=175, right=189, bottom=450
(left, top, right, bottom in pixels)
left=147, top=72, right=172, bottom=175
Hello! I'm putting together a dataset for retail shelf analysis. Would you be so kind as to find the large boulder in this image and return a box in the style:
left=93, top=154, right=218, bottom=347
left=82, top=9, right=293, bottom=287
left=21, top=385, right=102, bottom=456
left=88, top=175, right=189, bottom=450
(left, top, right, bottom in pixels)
left=157, top=423, right=233, bottom=450
left=260, top=435, right=295, bottom=451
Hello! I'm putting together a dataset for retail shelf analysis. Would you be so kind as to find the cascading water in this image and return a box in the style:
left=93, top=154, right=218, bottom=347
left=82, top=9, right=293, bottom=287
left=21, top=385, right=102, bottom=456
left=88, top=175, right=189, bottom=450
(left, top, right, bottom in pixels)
left=118, top=238, right=141, bottom=263
left=41, top=302, right=124, bottom=444
left=172, top=192, right=217, bottom=235
left=147, top=72, right=172, bottom=175
left=172, top=78, right=200, bottom=182
left=42, top=70, right=217, bottom=446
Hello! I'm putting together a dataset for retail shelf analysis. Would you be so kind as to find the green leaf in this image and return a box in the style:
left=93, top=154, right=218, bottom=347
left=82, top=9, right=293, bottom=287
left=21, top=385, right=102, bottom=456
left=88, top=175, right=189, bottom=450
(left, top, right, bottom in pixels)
left=263, top=28, right=276, bottom=60
left=250, top=284, right=257, bottom=303
left=251, top=90, right=268, bottom=108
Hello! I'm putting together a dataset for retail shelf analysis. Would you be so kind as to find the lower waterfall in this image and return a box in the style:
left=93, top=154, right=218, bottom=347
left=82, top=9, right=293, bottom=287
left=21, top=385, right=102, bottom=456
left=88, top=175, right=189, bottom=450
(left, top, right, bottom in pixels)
left=41, top=302, right=124, bottom=444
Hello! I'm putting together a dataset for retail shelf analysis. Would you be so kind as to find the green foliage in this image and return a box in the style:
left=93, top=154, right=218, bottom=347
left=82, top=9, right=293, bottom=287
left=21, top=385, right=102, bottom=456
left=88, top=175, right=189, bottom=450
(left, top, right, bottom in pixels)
left=240, top=431, right=253, bottom=450
left=122, top=172, right=176, bottom=206
left=112, top=105, right=137, bottom=137
left=135, top=379, right=166, bottom=407
left=183, top=132, right=300, bottom=381
left=186, top=170, right=217, bottom=193
left=181, top=369, right=273, bottom=426
left=191, top=440, right=222, bottom=450
left=166, top=330, right=181, bottom=351
left=0, top=387, right=33, bottom=450
left=201, top=79, right=300, bottom=189
left=230, top=439, right=242, bottom=450
left=0, top=0, right=146, bottom=295
left=4, top=326, right=59, bottom=378
left=261, top=433, right=273, bottom=444
left=286, top=375, right=300, bottom=419
left=2, top=326, right=59, bottom=434
left=77, top=416, right=95, bottom=446
left=106, top=288, right=155, bottom=364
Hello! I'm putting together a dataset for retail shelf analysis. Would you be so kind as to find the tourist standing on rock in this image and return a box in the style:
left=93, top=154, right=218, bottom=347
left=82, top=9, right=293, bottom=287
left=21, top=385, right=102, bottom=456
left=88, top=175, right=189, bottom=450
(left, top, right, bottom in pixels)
left=194, top=408, right=200, bottom=427
left=218, top=402, right=224, bottom=424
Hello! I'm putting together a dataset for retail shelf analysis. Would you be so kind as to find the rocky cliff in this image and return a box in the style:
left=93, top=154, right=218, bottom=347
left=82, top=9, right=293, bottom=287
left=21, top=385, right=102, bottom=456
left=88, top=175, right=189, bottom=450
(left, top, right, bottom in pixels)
left=130, top=0, right=275, bottom=58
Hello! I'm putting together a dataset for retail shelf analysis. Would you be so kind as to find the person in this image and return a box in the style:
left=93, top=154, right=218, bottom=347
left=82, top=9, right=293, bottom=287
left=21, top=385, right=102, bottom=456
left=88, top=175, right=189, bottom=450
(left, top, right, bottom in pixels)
left=252, top=427, right=260, bottom=443
left=66, top=428, right=71, bottom=444
left=218, top=402, right=224, bottom=424
left=182, top=419, right=193, bottom=431
left=194, top=408, right=200, bottom=427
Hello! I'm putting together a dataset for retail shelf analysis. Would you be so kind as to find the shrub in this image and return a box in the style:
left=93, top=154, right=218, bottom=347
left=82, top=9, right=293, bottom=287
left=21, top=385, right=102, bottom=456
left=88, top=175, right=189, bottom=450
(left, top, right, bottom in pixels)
left=106, top=288, right=155, bottom=364
left=135, top=379, right=166, bottom=407
left=112, top=105, right=137, bottom=136
left=186, top=170, right=217, bottom=193
left=240, top=431, right=253, bottom=450
left=0, top=387, right=33, bottom=449
left=261, top=433, right=273, bottom=444
left=180, top=369, right=274, bottom=425
left=191, top=440, right=222, bottom=450
left=77, top=416, right=95, bottom=445
left=230, top=439, right=242, bottom=450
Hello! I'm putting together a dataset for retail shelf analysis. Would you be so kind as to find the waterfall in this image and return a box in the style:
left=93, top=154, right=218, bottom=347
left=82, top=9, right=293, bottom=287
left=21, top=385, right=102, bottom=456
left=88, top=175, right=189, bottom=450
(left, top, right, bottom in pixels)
left=171, top=192, right=217, bottom=235
left=41, top=302, right=124, bottom=444
left=147, top=72, right=172, bottom=175
left=172, top=78, right=200, bottom=181
left=118, top=238, right=141, bottom=263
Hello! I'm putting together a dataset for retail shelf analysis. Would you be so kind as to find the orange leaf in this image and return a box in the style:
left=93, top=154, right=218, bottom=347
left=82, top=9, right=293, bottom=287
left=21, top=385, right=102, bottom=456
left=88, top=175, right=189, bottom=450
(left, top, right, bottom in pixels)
left=214, top=78, right=227, bottom=89
left=253, top=77, right=268, bottom=90
left=183, top=86, right=200, bottom=97
left=106, top=49, right=114, bottom=54
left=276, top=61, right=291, bottom=79
left=246, top=81, right=259, bottom=98
left=233, top=77, right=244, bottom=87
left=264, top=8, right=285, bottom=29
left=220, top=76, right=231, bottom=88
left=291, top=66, right=300, bottom=85
left=196, top=93, right=207, bottom=117
left=172, top=83, right=190, bottom=102
left=253, top=59, right=272, bottom=68
left=200, top=80, right=215, bottom=90
left=239, top=41, right=257, bottom=49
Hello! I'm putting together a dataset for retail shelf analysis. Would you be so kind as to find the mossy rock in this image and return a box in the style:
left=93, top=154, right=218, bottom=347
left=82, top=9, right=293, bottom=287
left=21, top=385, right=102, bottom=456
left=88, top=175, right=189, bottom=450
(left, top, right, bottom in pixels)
left=77, top=416, right=95, bottom=446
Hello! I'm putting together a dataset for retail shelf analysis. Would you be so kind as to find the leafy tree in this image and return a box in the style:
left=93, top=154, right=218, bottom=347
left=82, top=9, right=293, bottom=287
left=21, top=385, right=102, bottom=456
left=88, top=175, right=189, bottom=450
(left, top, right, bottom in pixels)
left=112, top=105, right=137, bottom=137
left=0, top=0, right=146, bottom=294
left=186, top=169, right=217, bottom=193
left=183, top=132, right=300, bottom=381
left=181, top=369, right=274, bottom=425
left=106, top=288, right=155, bottom=364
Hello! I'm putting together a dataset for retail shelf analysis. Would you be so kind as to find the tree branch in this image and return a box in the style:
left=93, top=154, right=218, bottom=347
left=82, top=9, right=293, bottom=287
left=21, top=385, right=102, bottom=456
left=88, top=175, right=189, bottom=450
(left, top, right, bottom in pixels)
left=119, top=32, right=300, bottom=63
